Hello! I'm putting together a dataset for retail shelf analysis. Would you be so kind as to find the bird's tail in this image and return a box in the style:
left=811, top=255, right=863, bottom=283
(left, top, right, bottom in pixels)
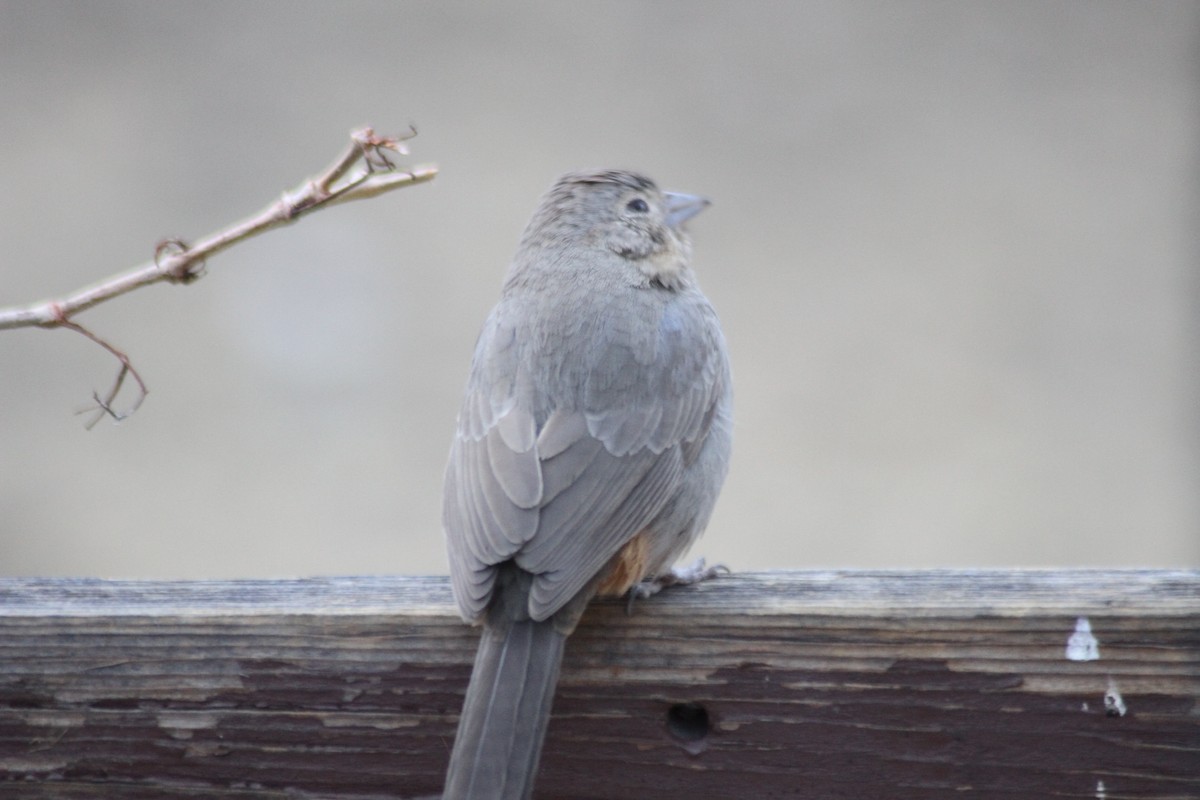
left=442, top=615, right=567, bottom=800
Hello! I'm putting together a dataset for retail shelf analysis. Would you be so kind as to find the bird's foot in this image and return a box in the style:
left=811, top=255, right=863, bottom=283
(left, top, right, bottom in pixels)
left=628, top=557, right=729, bottom=610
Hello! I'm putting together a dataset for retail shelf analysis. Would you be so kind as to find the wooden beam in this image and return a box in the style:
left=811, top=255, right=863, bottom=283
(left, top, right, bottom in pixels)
left=1, top=571, right=1197, bottom=798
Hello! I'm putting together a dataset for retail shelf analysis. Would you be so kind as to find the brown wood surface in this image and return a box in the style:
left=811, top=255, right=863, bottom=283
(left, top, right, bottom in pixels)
left=1, top=570, right=1197, bottom=798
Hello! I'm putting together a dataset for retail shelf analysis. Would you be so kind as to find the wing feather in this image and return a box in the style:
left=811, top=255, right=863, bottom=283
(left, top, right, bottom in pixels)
left=486, top=417, right=541, bottom=509
left=539, top=430, right=604, bottom=504
left=535, top=409, right=588, bottom=459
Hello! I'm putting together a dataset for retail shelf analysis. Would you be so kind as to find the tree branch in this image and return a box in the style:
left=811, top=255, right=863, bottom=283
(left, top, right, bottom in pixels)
left=0, top=126, right=437, bottom=425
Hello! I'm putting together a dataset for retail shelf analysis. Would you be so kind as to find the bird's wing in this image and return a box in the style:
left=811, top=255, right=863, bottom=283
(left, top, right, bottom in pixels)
left=444, top=294, right=729, bottom=622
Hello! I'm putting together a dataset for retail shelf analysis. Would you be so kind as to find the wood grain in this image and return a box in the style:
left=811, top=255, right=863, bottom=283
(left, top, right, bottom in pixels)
left=1, top=571, right=1197, bottom=798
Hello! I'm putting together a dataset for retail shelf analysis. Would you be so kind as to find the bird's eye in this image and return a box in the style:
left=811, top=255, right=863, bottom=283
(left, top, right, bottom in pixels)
left=625, top=197, right=650, bottom=213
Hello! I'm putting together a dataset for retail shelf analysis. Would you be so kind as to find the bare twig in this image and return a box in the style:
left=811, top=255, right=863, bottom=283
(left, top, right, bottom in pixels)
left=0, top=126, right=437, bottom=425
left=56, top=318, right=148, bottom=430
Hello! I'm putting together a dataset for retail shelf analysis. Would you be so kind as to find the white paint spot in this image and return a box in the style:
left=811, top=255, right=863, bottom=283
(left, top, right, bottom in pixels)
left=1104, top=679, right=1127, bottom=717
left=1066, top=616, right=1100, bottom=661
left=1095, top=779, right=1107, bottom=798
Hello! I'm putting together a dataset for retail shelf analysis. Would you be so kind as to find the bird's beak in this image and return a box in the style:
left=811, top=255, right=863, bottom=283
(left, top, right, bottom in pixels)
left=664, top=192, right=710, bottom=229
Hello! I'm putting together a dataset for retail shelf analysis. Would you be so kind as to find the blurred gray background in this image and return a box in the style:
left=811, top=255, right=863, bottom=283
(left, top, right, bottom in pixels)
left=1, top=2, right=1196, bottom=579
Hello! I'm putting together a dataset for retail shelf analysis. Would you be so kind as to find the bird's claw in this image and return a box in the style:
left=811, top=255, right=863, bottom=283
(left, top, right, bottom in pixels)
left=627, top=557, right=729, bottom=613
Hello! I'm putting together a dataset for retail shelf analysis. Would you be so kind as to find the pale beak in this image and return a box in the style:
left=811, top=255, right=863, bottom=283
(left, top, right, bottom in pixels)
left=664, top=191, right=710, bottom=229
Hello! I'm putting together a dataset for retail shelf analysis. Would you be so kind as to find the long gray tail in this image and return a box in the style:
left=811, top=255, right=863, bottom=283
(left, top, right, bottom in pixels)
left=443, top=614, right=567, bottom=800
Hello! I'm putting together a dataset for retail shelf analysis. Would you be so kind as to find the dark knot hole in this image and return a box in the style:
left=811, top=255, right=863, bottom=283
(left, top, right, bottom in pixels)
left=666, top=702, right=710, bottom=743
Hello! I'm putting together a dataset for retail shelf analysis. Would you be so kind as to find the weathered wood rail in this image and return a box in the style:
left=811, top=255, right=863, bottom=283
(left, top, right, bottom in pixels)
left=1, top=570, right=1197, bottom=798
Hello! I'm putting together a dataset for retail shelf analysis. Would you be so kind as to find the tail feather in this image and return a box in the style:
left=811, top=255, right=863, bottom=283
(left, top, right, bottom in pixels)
left=443, top=616, right=567, bottom=800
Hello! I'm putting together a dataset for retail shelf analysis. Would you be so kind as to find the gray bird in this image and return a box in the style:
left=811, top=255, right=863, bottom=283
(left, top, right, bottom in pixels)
left=441, top=169, right=732, bottom=800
